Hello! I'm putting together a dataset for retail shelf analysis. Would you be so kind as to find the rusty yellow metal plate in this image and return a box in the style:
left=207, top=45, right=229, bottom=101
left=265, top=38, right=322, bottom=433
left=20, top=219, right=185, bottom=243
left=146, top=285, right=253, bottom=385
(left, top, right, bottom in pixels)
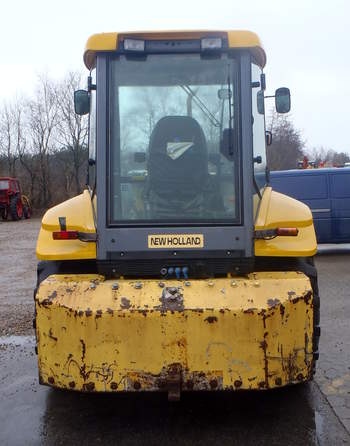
left=35, top=272, right=314, bottom=393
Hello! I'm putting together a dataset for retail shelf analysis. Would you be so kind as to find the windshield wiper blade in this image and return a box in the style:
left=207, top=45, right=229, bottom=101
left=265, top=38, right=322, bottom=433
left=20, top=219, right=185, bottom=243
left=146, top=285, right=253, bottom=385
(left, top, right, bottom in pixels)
left=227, top=72, right=234, bottom=155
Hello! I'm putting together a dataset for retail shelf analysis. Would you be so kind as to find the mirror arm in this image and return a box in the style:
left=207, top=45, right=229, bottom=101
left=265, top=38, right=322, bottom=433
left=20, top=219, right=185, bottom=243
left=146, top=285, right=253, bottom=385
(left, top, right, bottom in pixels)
left=88, top=75, right=96, bottom=92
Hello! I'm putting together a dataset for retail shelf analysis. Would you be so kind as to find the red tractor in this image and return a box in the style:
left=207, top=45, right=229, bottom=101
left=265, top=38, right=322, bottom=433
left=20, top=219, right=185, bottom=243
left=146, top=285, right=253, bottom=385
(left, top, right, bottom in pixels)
left=0, top=177, right=31, bottom=221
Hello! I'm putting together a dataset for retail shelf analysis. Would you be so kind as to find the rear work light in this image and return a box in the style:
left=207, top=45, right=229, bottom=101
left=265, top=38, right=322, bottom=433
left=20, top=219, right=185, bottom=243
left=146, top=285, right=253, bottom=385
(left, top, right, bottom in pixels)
left=201, top=37, right=222, bottom=51
left=124, top=38, right=145, bottom=52
left=53, top=231, right=78, bottom=240
left=52, top=231, right=97, bottom=242
left=275, top=227, right=299, bottom=237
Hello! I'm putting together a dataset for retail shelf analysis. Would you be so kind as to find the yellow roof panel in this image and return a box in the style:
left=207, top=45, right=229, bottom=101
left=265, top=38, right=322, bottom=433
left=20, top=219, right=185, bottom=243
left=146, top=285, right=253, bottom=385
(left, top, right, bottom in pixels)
left=84, top=30, right=266, bottom=69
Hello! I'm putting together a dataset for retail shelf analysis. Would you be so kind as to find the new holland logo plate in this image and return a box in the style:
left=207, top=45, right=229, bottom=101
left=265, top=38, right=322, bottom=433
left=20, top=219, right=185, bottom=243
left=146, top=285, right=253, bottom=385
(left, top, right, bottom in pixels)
left=148, top=234, right=204, bottom=249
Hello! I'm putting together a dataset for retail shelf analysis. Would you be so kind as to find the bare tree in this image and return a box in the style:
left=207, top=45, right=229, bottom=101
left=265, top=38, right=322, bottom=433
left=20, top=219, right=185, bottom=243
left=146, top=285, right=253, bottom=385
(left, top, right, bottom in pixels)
left=55, top=71, right=88, bottom=195
left=0, top=99, right=26, bottom=177
left=26, top=74, right=59, bottom=208
left=267, top=111, right=305, bottom=170
left=308, top=146, right=350, bottom=167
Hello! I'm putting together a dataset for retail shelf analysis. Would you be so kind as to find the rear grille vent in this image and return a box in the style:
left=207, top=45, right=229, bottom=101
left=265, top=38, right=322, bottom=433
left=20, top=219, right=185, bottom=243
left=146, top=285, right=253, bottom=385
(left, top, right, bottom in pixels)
left=97, top=258, right=254, bottom=279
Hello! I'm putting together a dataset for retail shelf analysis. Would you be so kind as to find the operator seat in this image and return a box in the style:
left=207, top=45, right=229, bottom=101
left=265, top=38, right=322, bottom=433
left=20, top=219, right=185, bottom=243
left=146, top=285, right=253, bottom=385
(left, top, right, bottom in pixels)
left=147, top=116, right=209, bottom=219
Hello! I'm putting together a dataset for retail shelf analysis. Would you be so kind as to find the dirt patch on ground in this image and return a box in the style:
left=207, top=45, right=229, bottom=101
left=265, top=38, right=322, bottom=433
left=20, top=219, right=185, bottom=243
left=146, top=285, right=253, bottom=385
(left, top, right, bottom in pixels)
left=0, top=219, right=40, bottom=335
left=0, top=304, right=34, bottom=336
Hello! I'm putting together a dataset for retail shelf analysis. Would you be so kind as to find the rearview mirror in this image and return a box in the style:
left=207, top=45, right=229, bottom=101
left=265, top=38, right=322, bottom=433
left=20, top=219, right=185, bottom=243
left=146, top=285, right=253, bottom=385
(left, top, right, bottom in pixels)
left=220, top=128, right=237, bottom=160
left=275, top=87, right=291, bottom=114
left=74, top=90, right=90, bottom=115
left=257, top=90, right=265, bottom=114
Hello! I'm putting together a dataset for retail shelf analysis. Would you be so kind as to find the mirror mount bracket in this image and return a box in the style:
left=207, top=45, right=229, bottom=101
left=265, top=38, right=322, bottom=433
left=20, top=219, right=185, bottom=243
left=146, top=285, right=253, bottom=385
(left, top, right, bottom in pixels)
left=88, top=75, right=96, bottom=92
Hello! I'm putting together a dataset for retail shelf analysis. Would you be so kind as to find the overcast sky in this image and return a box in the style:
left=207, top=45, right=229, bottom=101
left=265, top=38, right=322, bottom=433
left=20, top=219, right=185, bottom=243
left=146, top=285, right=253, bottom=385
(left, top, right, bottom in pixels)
left=1, top=0, right=349, bottom=153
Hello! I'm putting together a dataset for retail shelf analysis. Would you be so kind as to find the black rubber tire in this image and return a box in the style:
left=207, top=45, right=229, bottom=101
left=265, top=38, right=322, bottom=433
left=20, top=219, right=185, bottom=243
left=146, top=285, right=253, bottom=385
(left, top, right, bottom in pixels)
left=9, top=195, right=21, bottom=220
left=1, top=207, right=8, bottom=220
left=23, top=206, right=31, bottom=219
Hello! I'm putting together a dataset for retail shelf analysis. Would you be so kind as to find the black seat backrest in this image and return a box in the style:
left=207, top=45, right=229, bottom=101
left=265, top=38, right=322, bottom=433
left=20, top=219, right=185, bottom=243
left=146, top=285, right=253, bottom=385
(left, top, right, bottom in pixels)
left=148, top=116, right=208, bottom=200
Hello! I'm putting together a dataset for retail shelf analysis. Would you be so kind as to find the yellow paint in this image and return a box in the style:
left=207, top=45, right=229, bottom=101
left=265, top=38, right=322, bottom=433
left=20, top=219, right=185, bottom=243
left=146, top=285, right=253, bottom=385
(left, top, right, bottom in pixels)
left=254, top=187, right=317, bottom=257
left=35, top=272, right=314, bottom=392
left=36, top=190, right=96, bottom=260
left=36, top=186, right=316, bottom=260
left=84, top=30, right=266, bottom=70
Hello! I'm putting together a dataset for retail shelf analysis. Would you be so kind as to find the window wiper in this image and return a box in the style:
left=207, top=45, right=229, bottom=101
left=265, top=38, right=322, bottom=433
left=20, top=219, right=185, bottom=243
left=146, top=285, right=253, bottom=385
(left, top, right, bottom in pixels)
left=227, top=72, right=234, bottom=155
left=181, top=85, right=220, bottom=127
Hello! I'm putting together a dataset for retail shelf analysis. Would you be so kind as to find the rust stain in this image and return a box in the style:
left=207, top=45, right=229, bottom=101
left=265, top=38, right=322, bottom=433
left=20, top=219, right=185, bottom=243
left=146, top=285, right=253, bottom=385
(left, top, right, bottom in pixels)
left=41, top=290, right=57, bottom=307
left=282, top=350, right=300, bottom=382
left=80, top=339, right=86, bottom=362
left=260, top=331, right=269, bottom=388
left=48, top=328, right=57, bottom=342
left=244, top=308, right=257, bottom=314
left=210, top=379, right=218, bottom=389
left=82, top=382, right=95, bottom=392
left=137, top=309, right=148, bottom=317
left=280, top=304, right=285, bottom=318
left=275, top=377, right=282, bottom=386
left=267, top=298, right=280, bottom=308
left=303, top=291, right=312, bottom=304
left=287, top=291, right=296, bottom=299
left=124, top=366, right=223, bottom=393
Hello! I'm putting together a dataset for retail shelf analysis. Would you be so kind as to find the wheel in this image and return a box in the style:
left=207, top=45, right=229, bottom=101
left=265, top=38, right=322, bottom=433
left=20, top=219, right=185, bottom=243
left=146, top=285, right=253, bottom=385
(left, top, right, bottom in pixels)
left=10, top=195, right=23, bottom=220
left=23, top=206, right=31, bottom=219
left=1, top=207, right=8, bottom=220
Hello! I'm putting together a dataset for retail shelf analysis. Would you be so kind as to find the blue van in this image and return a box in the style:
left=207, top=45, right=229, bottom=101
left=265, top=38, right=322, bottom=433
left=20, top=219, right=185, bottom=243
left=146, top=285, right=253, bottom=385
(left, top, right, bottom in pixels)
left=270, top=168, right=350, bottom=243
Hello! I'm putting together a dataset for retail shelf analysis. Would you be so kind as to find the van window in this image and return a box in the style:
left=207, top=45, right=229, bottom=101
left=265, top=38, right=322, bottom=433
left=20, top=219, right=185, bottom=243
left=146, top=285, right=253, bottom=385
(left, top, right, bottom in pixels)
left=330, top=173, right=350, bottom=198
left=271, top=174, right=327, bottom=200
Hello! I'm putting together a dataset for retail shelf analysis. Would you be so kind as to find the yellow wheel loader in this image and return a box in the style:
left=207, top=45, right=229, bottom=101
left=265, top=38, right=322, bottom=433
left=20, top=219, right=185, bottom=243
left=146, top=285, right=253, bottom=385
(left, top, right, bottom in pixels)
left=34, top=30, right=320, bottom=400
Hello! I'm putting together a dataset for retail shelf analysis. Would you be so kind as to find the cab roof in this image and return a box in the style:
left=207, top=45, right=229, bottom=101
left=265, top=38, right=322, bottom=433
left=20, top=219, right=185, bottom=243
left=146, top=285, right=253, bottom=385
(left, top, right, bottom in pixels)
left=84, top=30, right=266, bottom=70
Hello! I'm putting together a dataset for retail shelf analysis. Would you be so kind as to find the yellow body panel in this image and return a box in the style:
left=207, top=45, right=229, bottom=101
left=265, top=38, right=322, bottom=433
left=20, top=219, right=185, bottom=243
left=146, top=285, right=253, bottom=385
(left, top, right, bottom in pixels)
left=35, top=272, right=314, bottom=393
left=36, top=190, right=96, bottom=260
left=254, top=187, right=317, bottom=257
left=36, top=186, right=316, bottom=261
left=84, top=30, right=266, bottom=70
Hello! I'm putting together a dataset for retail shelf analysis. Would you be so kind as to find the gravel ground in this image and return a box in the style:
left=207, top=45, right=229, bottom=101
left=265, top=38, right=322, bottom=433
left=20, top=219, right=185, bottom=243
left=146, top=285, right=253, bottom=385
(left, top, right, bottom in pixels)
left=0, top=218, right=40, bottom=336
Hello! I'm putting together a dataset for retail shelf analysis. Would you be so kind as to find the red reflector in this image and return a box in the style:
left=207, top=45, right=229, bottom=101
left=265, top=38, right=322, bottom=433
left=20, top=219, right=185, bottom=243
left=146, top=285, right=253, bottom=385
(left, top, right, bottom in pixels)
left=52, top=231, right=79, bottom=240
left=276, top=227, right=299, bottom=237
